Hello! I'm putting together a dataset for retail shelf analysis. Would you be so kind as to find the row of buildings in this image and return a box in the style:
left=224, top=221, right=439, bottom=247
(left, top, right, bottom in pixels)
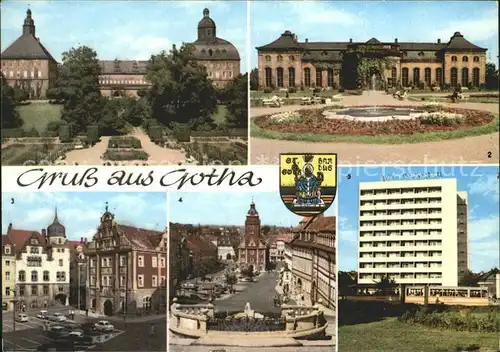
left=2, top=206, right=168, bottom=316
left=1, top=8, right=240, bottom=99
left=257, top=30, right=487, bottom=90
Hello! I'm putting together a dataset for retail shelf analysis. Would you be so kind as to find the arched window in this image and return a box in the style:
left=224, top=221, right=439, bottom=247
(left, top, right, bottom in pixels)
left=276, top=67, right=284, bottom=88
left=327, top=68, right=334, bottom=87
left=413, top=67, right=420, bottom=85
left=208, top=49, right=213, bottom=57
left=472, top=68, right=480, bottom=86
left=473, top=56, right=480, bottom=62
left=461, top=67, right=469, bottom=87
left=265, top=55, right=271, bottom=62
left=19, top=270, right=26, bottom=282
left=304, top=68, right=311, bottom=87
left=450, top=67, right=458, bottom=86
left=402, top=68, right=409, bottom=87
left=277, top=55, right=283, bottom=62
left=288, top=67, right=295, bottom=87
left=451, top=56, right=457, bottom=62
left=316, top=69, right=322, bottom=87
left=265, top=67, right=272, bottom=87
left=391, top=67, right=397, bottom=86
left=142, top=296, right=151, bottom=309
left=43, top=271, right=49, bottom=282
left=289, top=55, right=295, bottom=61
left=31, top=271, right=38, bottom=282
left=462, top=56, right=468, bottom=62
left=435, top=68, right=443, bottom=86
left=424, top=68, right=431, bottom=86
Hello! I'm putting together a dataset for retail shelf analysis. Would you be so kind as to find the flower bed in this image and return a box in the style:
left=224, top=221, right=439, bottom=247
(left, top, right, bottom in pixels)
left=254, top=105, right=495, bottom=136
left=107, top=136, right=142, bottom=149
left=102, top=150, right=149, bottom=161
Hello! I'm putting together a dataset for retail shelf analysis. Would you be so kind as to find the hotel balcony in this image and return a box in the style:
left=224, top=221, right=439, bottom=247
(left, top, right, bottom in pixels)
left=359, top=202, right=442, bottom=211
left=359, top=213, right=443, bottom=221
left=359, top=256, right=443, bottom=263
left=359, top=234, right=444, bottom=242
left=359, top=267, right=443, bottom=274
left=358, top=223, right=443, bottom=231
left=359, top=190, right=442, bottom=200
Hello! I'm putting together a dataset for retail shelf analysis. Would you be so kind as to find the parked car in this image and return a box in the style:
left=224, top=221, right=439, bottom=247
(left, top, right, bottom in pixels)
left=68, top=330, right=84, bottom=338
left=94, top=321, right=114, bottom=332
left=37, top=310, right=49, bottom=319
left=47, top=326, right=71, bottom=339
left=16, top=313, right=29, bottom=322
left=50, top=313, right=67, bottom=322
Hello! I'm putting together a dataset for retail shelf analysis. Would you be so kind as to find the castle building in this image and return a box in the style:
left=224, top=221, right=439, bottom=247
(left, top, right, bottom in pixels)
left=237, top=201, right=267, bottom=272
left=1, top=8, right=240, bottom=99
left=0, top=9, right=58, bottom=99
left=5, top=209, right=71, bottom=309
left=86, top=207, right=167, bottom=316
left=357, top=179, right=468, bottom=287
left=256, top=30, right=487, bottom=90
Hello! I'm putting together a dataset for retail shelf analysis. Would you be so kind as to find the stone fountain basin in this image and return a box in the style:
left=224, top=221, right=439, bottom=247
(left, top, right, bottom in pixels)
left=323, top=107, right=424, bottom=122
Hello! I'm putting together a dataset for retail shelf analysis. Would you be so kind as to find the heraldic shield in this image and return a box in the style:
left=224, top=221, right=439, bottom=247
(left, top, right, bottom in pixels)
left=279, top=153, right=337, bottom=216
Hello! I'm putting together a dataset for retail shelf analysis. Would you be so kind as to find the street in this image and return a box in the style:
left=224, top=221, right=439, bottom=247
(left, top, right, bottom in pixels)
left=170, top=346, right=334, bottom=352
left=2, top=306, right=166, bottom=352
left=214, top=272, right=281, bottom=313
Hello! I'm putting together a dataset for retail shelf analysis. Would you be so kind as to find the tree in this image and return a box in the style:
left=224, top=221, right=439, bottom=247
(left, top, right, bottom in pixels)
left=374, top=275, right=397, bottom=296
left=250, top=68, right=259, bottom=91
left=146, top=44, right=217, bottom=129
left=241, top=265, right=254, bottom=280
left=459, top=270, right=481, bottom=287
left=1, top=73, right=23, bottom=129
left=261, top=225, right=271, bottom=237
left=99, top=98, right=127, bottom=135
left=224, top=73, right=248, bottom=128
left=338, top=271, right=357, bottom=299
left=224, top=272, right=238, bottom=293
left=485, top=62, right=499, bottom=90
left=57, top=46, right=103, bottom=133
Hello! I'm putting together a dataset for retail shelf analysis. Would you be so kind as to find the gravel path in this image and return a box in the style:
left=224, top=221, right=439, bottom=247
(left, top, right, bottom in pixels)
left=250, top=92, right=499, bottom=165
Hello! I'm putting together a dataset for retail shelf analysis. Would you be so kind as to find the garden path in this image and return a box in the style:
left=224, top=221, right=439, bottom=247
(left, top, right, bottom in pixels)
left=250, top=91, right=499, bottom=164
left=129, top=127, right=185, bottom=165
left=64, top=136, right=110, bottom=165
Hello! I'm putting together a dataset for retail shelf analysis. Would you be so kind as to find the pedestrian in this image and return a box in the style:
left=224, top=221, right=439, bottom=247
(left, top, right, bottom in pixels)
left=150, top=324, right=156, bottom=337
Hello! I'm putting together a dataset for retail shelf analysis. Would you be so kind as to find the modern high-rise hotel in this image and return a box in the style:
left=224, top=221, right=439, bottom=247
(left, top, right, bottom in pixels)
left=357, top=179, right=468, bottom=287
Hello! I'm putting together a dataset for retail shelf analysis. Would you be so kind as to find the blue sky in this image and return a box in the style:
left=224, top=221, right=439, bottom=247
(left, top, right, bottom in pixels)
left=250, top=1, right=499, bottom=68
left=1, top=1, right=248, bottom=72
left=338, top=166, right=500, bottom=273
left=170, top=192, right=337, bottom=227
left=1, top=192, right=167, bottom=241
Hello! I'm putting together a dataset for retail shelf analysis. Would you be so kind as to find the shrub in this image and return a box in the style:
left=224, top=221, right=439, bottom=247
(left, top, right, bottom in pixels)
left=46, top=120, right=63, bottom=132
left=148, top=124, right=163, bottom=142
left=173, top=123, right=191, bottom=142
left=268, top=111, right=303, bottom=124
left=263, top=87, right=273, bottom=94
left=87, top=125, right=99, bottom=144
left=288, top=87, right=297, bottom=94
left=25, top=128, right=40, bottom=137
left=107, top=136, right=142, bottom=149
left=313, top=87, right=322, bottom=93
left=102, top=150, right=149, bottom=161
left=59, top=123, right=73, bottom=142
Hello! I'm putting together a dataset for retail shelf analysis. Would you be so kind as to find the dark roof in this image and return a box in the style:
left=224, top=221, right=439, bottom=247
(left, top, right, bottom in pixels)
left=198, top=8, right=216, bottom=29
left=100, top=60, right=148, bottom=74
left=303, top=50, right=343, bottom=62
left=191, top=37, right=240, bottom=61
left=445, top=31, right=487, bottom=52
left=257, top=30, right=486, bottom=53
left=294, top=215, right=336, bottom=233
left=119, top=225, right=163, bottom=249
left=1, top=34, right=56, bottom=60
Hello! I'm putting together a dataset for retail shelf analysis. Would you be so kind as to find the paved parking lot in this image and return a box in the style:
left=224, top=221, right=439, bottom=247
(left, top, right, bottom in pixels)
left=2, top=306, right=82, bottom=333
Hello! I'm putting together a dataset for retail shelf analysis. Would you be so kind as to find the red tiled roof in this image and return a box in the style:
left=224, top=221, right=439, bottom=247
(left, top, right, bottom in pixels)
left=118, top=225, right=163, bottom=249
left=2, top=234, right=14, bottom=246
left=8, top=226, right=44, bottom=253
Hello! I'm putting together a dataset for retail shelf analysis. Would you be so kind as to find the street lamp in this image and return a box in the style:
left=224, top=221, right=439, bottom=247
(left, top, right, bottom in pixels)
left=12, top=287, right=18, bottom=333
left=77, top=262, right=83, bottom=314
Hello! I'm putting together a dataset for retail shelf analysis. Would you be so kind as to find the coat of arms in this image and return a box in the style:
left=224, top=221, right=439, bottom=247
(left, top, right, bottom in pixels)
left=279, top=153, right=337, bottom=216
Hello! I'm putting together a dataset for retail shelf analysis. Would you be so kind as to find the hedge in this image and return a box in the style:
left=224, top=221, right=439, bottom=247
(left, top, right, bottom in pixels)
left=59, top=124, right=73, bottom=143
left=102, top=150, right=149, bottom=161
left=173, top=124, right=191, bottom=142
left=107, top=136, right=142, bottom=149
left=87, top=125, right=99, bottom=144
left=2, top=129, right=25, bottom=138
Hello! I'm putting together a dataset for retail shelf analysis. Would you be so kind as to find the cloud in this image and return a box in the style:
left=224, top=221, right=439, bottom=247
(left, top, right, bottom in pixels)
left=467, top=174, right=500, bottom=203
left=430, top=10, right=499, bottom=42
left=339, top=216, right=357, bottom=244
left=287, top=2, right=360, bottom=26
left=468, top=216, right=500, bottom=242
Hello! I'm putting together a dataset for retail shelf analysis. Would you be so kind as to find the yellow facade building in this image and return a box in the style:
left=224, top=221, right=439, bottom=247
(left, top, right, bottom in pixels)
left=2, top=235, right=16, bottom=311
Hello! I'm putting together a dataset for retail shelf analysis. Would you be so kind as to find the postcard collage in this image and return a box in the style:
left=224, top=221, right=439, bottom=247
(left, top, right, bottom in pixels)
left=1, top=1, right=499, bottom=352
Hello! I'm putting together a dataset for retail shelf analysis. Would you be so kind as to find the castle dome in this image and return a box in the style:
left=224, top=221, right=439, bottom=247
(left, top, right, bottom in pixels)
left=47, top=208, right=66, bottom=238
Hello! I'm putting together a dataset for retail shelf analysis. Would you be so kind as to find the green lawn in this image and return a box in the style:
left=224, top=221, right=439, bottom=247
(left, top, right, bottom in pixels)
left=212, top=105, right=228, bottom=125
left=409, top=96, right=499, bottom=104
left=251, top=90, right=339, bottom=99
left=339, top=317, right=500, bottom=352
left=16, top=103, right=62, bottom=132
left=251, top=116, right=499, bottom=144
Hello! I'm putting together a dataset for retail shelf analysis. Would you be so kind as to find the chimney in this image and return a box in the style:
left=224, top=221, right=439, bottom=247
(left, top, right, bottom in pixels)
left=80, top=237, right=84, bottom=244
left=395, top=38, right=398, bottom=43
left=305, top=38, right=308, bottom=43
left=437, top=39, right=441, bottom=44
left=8, top=223, right=12, bottom=234
left=293, top=34, right=298, bottom=42
left=42, top=229, right=47, bottom=237
left=85, top=238, right=88, bottom=244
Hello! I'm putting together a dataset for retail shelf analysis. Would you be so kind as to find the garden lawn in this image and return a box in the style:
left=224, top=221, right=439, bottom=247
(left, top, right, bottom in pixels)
left=212, top=105, right=228, bottom=125
left=251, top=90, right=339, bottom=99
left=16, top=103, right=62, bottom=132
left=409, top=96, right=500, bottom=104
left=339, top=317, right=500, bottom=352
left=1, top=143, right=68, bottom=166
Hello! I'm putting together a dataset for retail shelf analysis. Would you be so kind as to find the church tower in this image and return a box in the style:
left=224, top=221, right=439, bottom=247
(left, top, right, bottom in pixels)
left=23, top=9, right=36, bottom=36
left=47, top=207, right=66, bottom=245
left=244, top=200, right=261, bottom=246
left=238, top=200, right=267, bottom=272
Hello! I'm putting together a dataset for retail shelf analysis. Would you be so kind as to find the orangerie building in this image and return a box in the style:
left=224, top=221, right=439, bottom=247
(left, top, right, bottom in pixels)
left=1, top=8, right=240, bottom=99
left=257, top=30, right=487, bottom=90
